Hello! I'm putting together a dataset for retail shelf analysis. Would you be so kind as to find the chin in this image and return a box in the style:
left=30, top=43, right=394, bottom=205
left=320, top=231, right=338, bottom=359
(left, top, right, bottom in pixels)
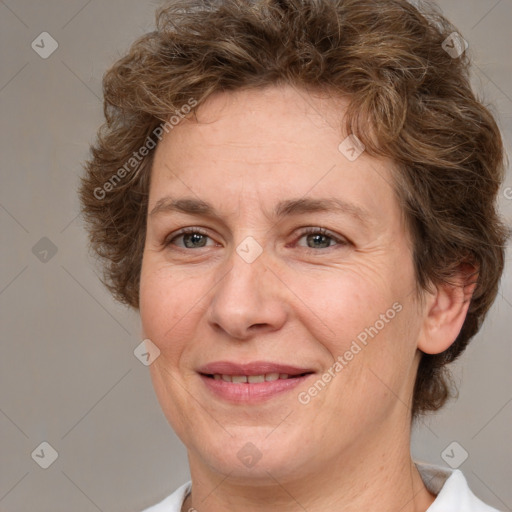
left=191, top=429, right=315, bottom=483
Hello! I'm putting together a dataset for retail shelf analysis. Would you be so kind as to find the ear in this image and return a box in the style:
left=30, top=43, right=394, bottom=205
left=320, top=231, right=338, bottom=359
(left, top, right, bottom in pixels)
left=417, top=263, right=478, bottom=355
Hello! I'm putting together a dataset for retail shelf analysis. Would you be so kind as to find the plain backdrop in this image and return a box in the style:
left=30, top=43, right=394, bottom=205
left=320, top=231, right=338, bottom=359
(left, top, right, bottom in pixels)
left=0, top=0, right=511, bottom=510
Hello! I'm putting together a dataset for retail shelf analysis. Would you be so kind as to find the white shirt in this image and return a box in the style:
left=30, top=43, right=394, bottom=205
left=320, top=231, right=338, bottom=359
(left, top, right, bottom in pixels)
left=141, top=462, right=501, bottom=511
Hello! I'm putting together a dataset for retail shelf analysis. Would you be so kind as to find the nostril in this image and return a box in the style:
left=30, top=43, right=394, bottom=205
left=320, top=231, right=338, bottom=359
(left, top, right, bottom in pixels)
left=249, top=323, right=268, bottom=330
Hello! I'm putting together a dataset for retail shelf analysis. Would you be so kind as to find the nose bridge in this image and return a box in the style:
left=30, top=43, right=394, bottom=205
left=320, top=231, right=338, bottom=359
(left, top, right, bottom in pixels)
left=207, top=237, right=287, bottom=339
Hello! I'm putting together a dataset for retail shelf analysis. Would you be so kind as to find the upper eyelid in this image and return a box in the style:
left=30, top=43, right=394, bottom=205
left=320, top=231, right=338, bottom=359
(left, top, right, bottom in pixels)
left=165, top=227, right=213, bottom=244
left=298, top=226, right=345, bottom=240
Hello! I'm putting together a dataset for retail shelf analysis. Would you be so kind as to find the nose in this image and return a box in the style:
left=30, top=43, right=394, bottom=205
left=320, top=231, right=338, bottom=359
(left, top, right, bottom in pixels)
left=206, top=246, right=288, bottom=341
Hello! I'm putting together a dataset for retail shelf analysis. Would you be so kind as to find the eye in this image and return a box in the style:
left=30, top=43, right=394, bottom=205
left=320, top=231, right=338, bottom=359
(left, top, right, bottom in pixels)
left=164, top=228, right=217, bottom=249
left=295, top=227, right=348, bottom=250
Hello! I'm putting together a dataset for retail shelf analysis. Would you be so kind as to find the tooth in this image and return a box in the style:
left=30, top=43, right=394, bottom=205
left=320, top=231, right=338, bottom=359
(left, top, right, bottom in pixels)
left=213, top=374, right=221, bottom=380
left=248, top=375, right=265, bottom=383
left=232, top=375, right=248, bottom=383
left=221, top=374, right=232, bottom=382
left=265, top=373, right=279, bottom=381
left=279, top=373, right=289, bottom=379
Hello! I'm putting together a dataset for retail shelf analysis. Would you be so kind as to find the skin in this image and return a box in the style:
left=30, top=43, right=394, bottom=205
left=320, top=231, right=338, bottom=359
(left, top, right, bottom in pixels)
left=139, top=85, right=473, bottom=512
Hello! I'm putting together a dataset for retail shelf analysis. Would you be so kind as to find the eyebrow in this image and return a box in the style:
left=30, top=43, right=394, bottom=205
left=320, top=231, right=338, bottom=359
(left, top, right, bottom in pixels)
left=149, top=196, right=371, bottom=225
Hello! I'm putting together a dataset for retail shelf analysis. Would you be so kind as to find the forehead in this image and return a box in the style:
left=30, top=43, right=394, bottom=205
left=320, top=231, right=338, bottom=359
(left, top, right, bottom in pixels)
left=155, top=86, right=350, bottom=163
left=149, top=85, right=400, bottom=225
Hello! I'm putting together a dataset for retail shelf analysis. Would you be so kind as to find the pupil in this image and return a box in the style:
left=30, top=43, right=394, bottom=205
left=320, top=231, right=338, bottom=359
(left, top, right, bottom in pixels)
left=184, top=233, right=206, bottom=248
left=308, top=234, right=329, bottom=249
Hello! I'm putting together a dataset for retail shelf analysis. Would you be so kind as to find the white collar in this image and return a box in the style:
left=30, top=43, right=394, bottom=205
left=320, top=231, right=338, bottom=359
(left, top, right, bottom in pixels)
left=416, top=462, right=500, bottom=511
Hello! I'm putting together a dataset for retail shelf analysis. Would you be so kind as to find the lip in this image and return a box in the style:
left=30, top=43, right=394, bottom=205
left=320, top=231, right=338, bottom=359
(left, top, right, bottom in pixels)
left=197, top=361, right=314, bottom=376
left=197, top=360, right=315, bottom=404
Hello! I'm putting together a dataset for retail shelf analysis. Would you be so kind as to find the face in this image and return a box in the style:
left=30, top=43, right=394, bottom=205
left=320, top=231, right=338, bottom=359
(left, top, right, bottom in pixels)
left=139, top=85, right=425, bottom=484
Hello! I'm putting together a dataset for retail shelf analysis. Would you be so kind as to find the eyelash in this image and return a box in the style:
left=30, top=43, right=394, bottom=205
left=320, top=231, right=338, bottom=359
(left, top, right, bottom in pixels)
left=292, top=227, right=348, bottom=250
left=164, top=226, right=349, bottom=252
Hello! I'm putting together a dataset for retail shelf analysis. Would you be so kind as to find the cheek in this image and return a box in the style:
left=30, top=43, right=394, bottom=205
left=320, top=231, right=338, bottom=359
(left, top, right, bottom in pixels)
left=290, top=264, right=419, bottom=397
left=139, top=263, right=207, bottom=355
left=288, top=266, right=398, bottom=352
left=139, top=264, right=208, bottom=436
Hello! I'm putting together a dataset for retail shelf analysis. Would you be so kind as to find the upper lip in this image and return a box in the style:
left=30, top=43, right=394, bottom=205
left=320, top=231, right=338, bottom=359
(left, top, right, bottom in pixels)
left=197, top=361, right=315, bottom=376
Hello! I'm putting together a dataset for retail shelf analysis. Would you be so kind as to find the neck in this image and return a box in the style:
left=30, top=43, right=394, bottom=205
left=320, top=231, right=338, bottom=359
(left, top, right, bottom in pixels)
left=183, top=418, right=435, bottom=512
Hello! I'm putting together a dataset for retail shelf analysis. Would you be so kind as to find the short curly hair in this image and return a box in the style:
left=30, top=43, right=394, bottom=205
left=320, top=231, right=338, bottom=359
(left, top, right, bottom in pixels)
left=79, top=0, right=508, bottom=417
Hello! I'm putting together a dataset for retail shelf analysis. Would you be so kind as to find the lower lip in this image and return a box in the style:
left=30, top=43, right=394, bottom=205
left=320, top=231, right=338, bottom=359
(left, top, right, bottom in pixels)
left=199, top=374, right=313, bottom=403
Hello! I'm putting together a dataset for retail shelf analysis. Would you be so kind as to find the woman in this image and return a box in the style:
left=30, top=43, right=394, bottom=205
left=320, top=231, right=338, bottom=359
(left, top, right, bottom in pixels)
left=79, top=0, right=508, bottom=510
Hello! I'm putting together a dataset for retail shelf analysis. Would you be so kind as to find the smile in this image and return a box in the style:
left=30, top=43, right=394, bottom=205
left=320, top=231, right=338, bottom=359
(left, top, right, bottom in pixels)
left=197, top=361, right=315, bottom=403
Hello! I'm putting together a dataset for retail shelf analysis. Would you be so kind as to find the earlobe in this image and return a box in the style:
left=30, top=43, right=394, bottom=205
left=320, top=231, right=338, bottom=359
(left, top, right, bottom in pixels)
left=417, top=265, right=478, bottom=355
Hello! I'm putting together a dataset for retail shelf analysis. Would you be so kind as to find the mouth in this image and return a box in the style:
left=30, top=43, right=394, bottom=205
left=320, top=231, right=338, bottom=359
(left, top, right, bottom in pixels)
left=204, top=372, right=311, bottom=383
left=197, top=361, right=315, bottom=403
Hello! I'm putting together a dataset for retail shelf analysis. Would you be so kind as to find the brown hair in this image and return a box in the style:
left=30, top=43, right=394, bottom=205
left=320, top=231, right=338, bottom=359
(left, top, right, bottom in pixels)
left=79, top=0, right=508, bottom=417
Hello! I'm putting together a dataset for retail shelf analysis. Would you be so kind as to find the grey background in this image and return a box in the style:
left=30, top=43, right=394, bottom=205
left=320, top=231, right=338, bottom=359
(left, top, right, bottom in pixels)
left=0, top=0, right=510, bottom=510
